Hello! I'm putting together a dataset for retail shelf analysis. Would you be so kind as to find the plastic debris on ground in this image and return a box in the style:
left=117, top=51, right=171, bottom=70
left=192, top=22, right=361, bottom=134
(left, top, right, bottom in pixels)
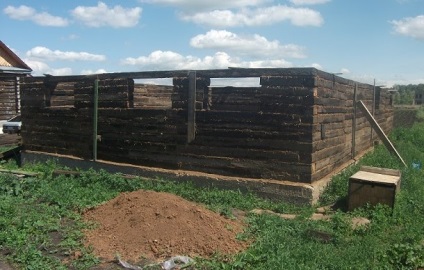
left=117, top=254, right=194, bottom=270
left=162, top=256, right=194, bottom=270
left=412, top=160, right=422, bottom=170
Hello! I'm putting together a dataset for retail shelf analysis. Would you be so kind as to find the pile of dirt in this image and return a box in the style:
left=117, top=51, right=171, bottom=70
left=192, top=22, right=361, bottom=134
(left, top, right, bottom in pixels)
left=83, top=190, right=249, bottom=262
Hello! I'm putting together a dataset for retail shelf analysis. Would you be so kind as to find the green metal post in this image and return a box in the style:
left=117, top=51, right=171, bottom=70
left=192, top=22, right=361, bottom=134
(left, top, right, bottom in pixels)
left=93, top=79, right=99, bottom=161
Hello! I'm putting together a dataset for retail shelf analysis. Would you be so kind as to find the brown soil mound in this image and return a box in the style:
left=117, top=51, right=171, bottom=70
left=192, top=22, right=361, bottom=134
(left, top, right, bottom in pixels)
left=83, top=190, right=249, bottom=262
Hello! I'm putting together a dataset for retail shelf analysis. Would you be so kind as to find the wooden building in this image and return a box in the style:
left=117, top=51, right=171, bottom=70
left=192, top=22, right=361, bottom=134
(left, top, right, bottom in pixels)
left=0, top=40, right=32, bottom=120
left=19, top=68, right=394, bottom=203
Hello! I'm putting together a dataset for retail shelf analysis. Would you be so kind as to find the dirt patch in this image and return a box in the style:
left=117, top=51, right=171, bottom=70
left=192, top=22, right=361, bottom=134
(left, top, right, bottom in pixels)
left=0, top=249, right=15, bottom=270
left=0, top=260, right=15, bottom=270
left=82, top=190, right=249, bottom=263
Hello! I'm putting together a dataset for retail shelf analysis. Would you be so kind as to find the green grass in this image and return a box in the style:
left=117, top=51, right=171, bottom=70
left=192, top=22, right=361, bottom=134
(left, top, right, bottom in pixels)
left=1, top=124, right=424, bottom=269
left=0, top=145, right=15, bottom=153
left=415, top=106, right=424, bottom=122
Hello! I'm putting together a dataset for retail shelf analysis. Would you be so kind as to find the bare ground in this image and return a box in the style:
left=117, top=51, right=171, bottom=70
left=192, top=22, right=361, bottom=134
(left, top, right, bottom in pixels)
left=82, top=190, right=249, bottom=268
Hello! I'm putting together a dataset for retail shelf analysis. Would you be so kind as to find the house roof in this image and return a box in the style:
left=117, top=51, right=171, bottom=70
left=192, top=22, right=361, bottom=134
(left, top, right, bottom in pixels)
left=0, top=40, right=32, bottom=74
left=0, top=66, right=32, bottom=75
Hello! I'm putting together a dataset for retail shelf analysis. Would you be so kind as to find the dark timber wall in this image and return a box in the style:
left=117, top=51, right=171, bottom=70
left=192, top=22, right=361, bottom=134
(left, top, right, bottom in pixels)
left=0, top=76, right=20, bottom=120
left=311, top=75, right=393, bottom=182
left=19, top=68, right=393, bottom=184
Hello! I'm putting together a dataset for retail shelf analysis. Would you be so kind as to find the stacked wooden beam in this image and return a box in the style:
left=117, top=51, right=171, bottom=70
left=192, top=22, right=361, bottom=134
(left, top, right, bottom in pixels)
left=19, top=69, right=395, bottom=185
left=19, top=78, right=90, bottom=158
left=134, top=84, right=173, bottom=109
left=75, top=78, right=134, bottom=108
left=187, top=76, right=316, bottom=182
left=310, top=75, right=394, bottom=181
left=0, top=78, right=18, bottom=120
left=21, top=107, right=93, bottom=158
left=96, top=108, right=186, bottom=167
left=50, top=82, right=75, bottom=107
left=172, top=77, right=210, bottom=110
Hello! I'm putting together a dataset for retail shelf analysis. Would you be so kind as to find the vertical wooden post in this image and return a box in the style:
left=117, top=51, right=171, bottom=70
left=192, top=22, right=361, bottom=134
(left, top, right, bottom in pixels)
left=352, top=83, right=357, bottom=159
left=371, top=79, right=375, bottom=142
left=93, top=79, right=99, bottom=161
left=187, top=71, right=196, bottom=143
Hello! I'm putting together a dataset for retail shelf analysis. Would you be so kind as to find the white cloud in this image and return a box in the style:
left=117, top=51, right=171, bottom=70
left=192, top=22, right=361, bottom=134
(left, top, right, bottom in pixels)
left=340, top=73, right=381, bottom=86
left=3, top=5, right=68, bottom=26
left=122, top=50, right=190, bottom=69
left=24, top=59, right=73, bottom=76
left=391, top=15, right=424, bottom=40
left=23, top=59, right=50, bottom=74
left=81, top=69, right=108, bottom=75
left=190, top=30, right=306, bottom=58
left=210, top=78, right=261, bottom=87
left=308, top=65, right=351, bottom=74
left=340, top=68, right=350, bottom=74
left=180, top=5, right=323, bottom=27
left=242, top=59, right=293, bottom=68
left=71, top=2, right=142, bottom=28
left=26, top=46, right=106, bottom=62
left=290, top=0, right=331, bottom=5
left=139, top=0, right=271, bottom=11
left=121, top=50, right=292, bottom=70
left=384, top=77, right=424, bottom=87
left=49, top=68, right=74, bottom=76
left=135, top=78, right=174, bottom=85
left=311, top=63, right=323, bottom=70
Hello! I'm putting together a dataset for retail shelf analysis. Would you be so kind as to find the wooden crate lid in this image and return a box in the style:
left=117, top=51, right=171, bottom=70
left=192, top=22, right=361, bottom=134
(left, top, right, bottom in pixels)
left=350, top=166, right=401, bottom=186
left=359, top=166, right=401, bottom=177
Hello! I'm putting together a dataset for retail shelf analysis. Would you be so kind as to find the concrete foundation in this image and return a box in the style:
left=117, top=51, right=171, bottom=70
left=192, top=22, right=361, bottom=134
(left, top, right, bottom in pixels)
left=21, top=149, right=372, bottom=205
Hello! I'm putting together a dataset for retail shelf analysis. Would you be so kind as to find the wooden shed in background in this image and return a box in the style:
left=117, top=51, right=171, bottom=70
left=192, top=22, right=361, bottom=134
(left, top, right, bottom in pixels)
left=0, top=40, right=32, bottom=121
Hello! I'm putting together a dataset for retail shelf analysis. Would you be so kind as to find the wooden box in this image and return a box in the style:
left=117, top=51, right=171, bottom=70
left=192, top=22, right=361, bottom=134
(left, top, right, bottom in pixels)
left=348, top=166, right=401, bottom=211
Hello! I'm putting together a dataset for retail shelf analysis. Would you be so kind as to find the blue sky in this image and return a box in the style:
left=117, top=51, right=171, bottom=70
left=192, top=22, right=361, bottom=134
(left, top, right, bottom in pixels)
left=1, top=0, right=424, bottom=86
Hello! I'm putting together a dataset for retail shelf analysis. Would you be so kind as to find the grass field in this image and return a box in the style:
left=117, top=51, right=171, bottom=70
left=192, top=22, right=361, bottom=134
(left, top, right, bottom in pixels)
left=1, top=123, right=424, bottom=269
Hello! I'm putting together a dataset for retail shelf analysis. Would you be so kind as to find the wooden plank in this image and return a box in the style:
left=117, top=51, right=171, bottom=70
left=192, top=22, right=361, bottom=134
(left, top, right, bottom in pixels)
left=357, top=100, right=406, bottom=167
left=192, top=135, right=312, bottom=152
left=22, top=67, right=321, bottom=82
left=187, top=71, right=196, bottom=143
left=360, top=166, right=401, bottom=177
left=352, top=83, right=357, bottom=158
left=176, top=145, right=300, bottom=161
left=260, top=76, right=316, bottom=87
left=0, top=169, right=39, bottom=177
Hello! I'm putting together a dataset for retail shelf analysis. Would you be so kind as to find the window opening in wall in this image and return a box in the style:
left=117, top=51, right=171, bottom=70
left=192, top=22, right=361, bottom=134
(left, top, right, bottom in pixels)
left=209, top=77, right=261, bottom=112
left=210, top=77, right=260, bottom=87
left=49, top=82, right=75, bottom=108
left=133, top=78, right=173, bottom=109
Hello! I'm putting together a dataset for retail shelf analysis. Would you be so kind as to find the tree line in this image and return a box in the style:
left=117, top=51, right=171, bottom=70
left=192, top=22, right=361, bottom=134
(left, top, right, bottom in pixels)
left=392, top=84, right=424, bottom=105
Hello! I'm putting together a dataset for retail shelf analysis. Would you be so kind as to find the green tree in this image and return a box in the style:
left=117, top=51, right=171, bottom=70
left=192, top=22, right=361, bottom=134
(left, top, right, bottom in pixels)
left=393, top=84, right=424, bottom=105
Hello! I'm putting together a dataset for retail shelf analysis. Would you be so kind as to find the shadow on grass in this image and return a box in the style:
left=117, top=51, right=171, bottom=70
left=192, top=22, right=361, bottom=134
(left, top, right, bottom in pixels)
left=329, top=196, right=348, bottom=212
